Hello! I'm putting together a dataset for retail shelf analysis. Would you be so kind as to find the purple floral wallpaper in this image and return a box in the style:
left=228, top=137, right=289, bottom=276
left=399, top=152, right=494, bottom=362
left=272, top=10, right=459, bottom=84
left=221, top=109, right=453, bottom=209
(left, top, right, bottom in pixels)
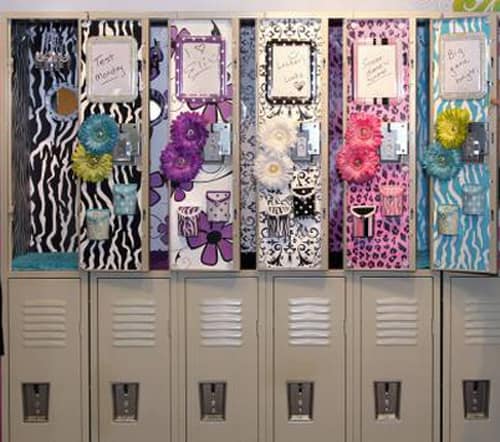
left=168, top=20, right=236, bottom=270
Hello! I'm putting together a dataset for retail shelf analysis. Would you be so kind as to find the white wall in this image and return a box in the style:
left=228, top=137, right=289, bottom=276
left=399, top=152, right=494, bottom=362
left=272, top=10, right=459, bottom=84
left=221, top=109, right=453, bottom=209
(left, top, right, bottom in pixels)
left=1, top=0, right=451, bottom=12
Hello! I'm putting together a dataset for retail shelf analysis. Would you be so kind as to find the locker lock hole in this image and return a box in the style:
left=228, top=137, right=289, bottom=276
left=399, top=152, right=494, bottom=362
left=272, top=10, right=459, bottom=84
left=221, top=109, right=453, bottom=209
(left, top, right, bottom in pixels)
left=374, top=381, right=401, bottom=421
left=287, top=382, right=314, bottom=422
left=22, top=382, right=50, bottom=423
left=112, top=382, right=139, bottom=423
left=463, top=380, right=490, bottom=420
left=199, top=382, right=226, bottom=422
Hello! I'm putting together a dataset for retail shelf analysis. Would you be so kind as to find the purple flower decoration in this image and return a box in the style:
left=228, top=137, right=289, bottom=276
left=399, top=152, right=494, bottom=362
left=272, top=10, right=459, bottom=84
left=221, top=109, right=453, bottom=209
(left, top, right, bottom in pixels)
left=171, top=181, right=194, bottom=202
left=171, top=112, right=209, bottom=151
left=160, top=142, right=203, bottom=183
left=186, top=212, right=233, bottom=266
left=149, top=171, right=165, bottom=207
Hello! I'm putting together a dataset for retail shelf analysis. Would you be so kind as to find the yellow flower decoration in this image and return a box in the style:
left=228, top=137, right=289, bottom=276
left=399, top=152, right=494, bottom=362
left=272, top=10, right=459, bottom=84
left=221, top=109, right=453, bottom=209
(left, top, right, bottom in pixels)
left=72, top=144, right=113, bottom=183
left=436, top=108, right=471, bottom=149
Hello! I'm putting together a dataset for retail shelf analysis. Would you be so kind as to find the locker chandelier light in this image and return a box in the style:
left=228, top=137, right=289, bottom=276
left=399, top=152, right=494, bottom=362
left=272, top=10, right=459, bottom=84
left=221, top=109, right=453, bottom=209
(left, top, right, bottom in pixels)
left=35, top=25, right=70, bottom=72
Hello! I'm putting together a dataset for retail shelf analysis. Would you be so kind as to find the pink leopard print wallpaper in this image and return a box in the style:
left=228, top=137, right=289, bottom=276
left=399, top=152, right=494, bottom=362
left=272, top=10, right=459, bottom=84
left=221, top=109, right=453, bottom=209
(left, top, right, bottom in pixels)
left=344, top=18, right=413, bottom=270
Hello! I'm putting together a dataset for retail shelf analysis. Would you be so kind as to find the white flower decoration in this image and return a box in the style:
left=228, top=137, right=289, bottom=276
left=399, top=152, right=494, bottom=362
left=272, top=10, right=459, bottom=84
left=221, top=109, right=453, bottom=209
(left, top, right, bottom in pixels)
left=258, top=117, right=298, bottom=154
left=254, top=152, right=293, bottom=190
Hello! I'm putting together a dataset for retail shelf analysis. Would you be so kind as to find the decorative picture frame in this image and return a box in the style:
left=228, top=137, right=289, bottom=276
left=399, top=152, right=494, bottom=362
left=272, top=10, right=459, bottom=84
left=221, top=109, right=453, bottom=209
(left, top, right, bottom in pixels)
left=439, top=32, right=487, bottom=100
left=265, top=39, right=317, bottom=105
left=175, top=35, right=227, bottom=102
left=86, top=36, right=138, bottom=103
left=353, top=39, right=403, bottom=103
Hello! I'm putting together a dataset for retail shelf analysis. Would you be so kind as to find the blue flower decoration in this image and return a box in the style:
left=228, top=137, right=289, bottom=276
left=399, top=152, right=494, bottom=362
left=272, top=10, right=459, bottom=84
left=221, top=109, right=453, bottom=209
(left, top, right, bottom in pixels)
left=421, top=142, right=462, bottom=181
left=78, top=114, right=119, bottom=155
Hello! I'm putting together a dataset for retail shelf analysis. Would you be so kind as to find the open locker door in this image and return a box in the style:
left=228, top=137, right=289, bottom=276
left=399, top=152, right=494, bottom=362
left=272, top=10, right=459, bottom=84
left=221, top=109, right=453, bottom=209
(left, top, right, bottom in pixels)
left=429, top=14, right=497, bottom=273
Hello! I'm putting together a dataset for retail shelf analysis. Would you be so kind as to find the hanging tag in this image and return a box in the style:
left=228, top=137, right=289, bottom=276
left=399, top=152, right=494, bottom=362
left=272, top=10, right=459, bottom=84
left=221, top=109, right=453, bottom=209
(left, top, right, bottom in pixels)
left=290, top=134, right=310, bottom=161
left=203, top=133, right=223, bottom=162
left=393, top=123, right=408, bottom=155
left=380, top=122, right=408, bottom=161
left=301, top=121, right=320, bottom=155
left=212, top=123, right=231, bottom=156
left=114, top=123, right=141, bottom=166
left=380, top=123, right=399, bottom=162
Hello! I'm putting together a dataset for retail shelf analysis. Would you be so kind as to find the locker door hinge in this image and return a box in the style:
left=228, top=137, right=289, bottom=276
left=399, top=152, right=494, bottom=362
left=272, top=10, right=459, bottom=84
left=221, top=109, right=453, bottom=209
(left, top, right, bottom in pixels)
left=168, top=319, right=171, bottom=339
left=256, top=320, right=259, bottom=337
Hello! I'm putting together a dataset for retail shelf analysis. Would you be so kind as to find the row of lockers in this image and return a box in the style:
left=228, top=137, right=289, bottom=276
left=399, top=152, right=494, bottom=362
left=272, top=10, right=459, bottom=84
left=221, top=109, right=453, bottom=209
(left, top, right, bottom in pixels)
left=3, top=13, right=498, bottom=274
left=3, top=272, right=500, bottom=442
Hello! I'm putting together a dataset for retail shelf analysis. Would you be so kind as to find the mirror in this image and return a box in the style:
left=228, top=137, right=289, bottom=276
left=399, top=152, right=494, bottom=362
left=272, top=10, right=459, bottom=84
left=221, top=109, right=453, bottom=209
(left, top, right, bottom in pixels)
left=46, top=84, right=78, bottom=121
left=149, top=88, right=167, bottom=127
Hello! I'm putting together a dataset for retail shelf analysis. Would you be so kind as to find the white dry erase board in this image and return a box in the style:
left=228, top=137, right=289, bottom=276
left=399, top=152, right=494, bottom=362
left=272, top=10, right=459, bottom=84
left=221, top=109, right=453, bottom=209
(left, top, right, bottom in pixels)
left=175, top=36, right=227, bottom=102
left=266, top=40, right=316, bottom=104
left=87, top=36, right=138, bottom=103
left=439, top=32, right=487, bottom=100
left=354, top=43, right=400, bottom=100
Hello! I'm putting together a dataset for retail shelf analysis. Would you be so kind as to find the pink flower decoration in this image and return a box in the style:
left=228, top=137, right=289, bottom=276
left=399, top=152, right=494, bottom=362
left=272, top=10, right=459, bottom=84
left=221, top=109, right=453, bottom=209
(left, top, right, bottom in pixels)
left=160, top=143, right=202, bottom=183
left=345, top=112, right=382, bottom=151
left=337, top=144, right=380, bottom=184
left=170, top=112, right=209, bottom=151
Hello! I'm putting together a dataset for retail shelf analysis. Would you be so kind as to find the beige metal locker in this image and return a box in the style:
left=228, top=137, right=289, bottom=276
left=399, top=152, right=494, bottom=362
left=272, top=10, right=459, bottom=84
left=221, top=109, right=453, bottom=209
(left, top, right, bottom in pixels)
left=184, top=276, right=259, bottom=442
left=8, top=277, right=88, bottom=442
left=353, top=273, right=439, bottom=442
left=93, top=276, right=171, bottom=442
left=443, top=275, right=500, bottom=442
left=272, top=274, right=346, bottom=442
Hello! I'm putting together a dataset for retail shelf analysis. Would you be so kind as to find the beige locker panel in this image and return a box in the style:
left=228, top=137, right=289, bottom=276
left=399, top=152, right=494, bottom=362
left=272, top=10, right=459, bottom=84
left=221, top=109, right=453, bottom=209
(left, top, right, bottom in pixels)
left=359, top=276, right=435, bottom=442
left=96, top=277, right=170, bottom=442
left=446, top=276, right=500, bottom=442
left=9, top=278, right=86, bottom=442
left=273, top=276, right=345, bottom=442
left=185, top=277, right=258, bottom=442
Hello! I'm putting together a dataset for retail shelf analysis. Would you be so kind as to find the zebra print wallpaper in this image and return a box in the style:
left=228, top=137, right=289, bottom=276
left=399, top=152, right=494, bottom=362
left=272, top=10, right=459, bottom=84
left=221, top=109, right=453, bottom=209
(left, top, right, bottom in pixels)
left=78, top=19, right=145, bottom=271
left=11, top=20, right=79, bottom=269
left=430, top=16, right=496, bottom=272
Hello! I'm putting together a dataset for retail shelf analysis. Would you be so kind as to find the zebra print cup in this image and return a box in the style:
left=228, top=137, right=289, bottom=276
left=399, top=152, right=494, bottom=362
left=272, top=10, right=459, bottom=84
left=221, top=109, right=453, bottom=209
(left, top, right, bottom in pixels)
left=177, top=206, right=201, bottom=238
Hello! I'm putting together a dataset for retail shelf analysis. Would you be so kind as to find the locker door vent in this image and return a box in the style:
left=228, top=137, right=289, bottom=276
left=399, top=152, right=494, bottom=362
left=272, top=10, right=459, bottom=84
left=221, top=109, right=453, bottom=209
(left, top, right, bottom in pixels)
left=200, top=298, right=243, bottom=347
left=288, top=297, right=331, bottom=346
left=23, top=300, right=67, bottom=348
left=112, top=299, right=156, bottom=347
left=465, top=297, right=500, bottom=345
left=376, top=298, right=418, bottom=346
